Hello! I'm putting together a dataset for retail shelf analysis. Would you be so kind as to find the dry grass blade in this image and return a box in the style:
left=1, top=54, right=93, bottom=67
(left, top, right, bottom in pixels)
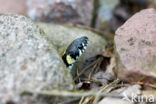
left=81, top=79, right=120, bottom=104
left=88, top=57, right=103, bottom=80
left=74, top=57, right=101, bottom=81
left=137, top=82, right=156, bottom=88
left=79, top=96, right=85, bottom=104
left=93, top=79, right=120, bottom=104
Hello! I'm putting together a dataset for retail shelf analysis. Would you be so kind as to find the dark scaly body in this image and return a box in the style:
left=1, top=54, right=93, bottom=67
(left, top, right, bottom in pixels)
left=62, top=36, right=88, bottom=72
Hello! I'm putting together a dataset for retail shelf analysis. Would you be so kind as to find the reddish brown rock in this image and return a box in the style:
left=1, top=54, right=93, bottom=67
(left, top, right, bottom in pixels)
left=26, top=0, right=94, bottom=25
left=115, top=8, right=156, bottom=78
left=0, top=0, right=26, bottom=15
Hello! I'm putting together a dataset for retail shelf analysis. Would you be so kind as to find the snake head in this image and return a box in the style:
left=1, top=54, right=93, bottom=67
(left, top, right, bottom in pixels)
left=62, top=36, right=88, bottom=72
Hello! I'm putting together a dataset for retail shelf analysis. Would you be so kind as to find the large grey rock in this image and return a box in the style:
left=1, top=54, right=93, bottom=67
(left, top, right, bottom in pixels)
left=0, top=14, right=74, bottom=103
left=36, top=23, right=106, bottom=56
left=26, top=0, right=94, bottom=26
left=36, top=22, right=107, bottom=74
left=115, top=9, right=156, bottom=78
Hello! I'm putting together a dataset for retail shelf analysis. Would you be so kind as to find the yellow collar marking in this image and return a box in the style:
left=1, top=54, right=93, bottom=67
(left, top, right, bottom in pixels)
left=66, top=55, right=76, bottom=64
